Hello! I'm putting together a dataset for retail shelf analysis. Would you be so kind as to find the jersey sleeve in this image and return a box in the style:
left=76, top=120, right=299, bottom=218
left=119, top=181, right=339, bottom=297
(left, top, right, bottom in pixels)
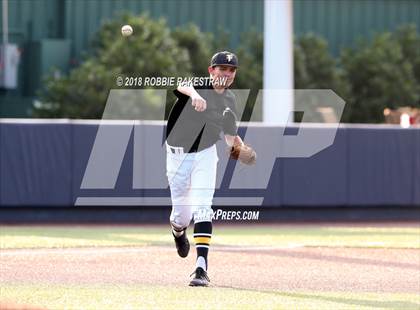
left=225, top=90, right=238, bottom=115
left=173, top=84, right=209, bottom=100
left=173, top=88, right=190, bottom=101
left=222, top=107, right=238, bottom=136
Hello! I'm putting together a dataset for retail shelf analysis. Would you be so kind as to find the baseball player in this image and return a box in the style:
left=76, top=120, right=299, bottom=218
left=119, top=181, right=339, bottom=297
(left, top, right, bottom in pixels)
left=165, top=51, right=243, bottom=286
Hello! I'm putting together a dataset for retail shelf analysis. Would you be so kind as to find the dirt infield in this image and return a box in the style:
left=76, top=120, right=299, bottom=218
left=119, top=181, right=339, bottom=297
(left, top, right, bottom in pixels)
left=1, top=245, right=419, bottom=293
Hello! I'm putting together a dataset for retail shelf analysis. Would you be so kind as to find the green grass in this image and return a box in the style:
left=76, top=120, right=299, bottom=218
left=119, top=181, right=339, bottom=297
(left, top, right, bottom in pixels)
left=1, top=225, right=419, bottom=249
left=1, top=284, right=419, bottom=310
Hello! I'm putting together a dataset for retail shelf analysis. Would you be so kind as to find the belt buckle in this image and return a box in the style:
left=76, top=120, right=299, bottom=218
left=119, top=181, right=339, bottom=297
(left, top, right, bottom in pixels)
left=170, top=146, right=184, bottom=155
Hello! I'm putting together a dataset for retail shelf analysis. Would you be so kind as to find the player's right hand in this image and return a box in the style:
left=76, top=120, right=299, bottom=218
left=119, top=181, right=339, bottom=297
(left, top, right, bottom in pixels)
left=191, top=95, right=207, bottom=112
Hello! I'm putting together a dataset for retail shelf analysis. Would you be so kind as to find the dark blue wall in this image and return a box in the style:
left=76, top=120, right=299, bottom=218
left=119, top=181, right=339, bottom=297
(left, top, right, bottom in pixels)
left=0, top=122, right=419, bottom=207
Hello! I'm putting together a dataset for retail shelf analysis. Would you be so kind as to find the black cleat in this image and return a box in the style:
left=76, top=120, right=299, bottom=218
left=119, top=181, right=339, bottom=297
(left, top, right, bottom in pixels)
left=189, top=267, right=210, bottom=287
left=173, top=230, right=190, bottom=258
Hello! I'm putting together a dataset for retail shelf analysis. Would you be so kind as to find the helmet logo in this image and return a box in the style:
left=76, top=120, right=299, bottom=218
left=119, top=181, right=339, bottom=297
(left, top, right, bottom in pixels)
left=226, top=54, right=233, bottom=62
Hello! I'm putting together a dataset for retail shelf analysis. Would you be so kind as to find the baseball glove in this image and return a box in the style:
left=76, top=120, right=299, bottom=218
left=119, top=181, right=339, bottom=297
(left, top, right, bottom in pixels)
left=229, top=141, right=257, bottom=165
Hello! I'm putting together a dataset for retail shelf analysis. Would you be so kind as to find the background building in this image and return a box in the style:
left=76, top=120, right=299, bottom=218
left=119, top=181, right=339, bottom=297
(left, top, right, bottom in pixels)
left=0, top=0, right=419, bottom=117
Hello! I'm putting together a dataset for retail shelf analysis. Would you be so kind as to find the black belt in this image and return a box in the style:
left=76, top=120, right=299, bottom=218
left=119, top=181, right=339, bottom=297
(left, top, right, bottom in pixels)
left=167, top=145, right=198, bottom=154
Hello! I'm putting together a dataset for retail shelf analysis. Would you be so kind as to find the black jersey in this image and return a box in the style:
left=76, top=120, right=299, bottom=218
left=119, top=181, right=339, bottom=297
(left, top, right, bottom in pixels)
left=166, top=84, right=238, bottom=152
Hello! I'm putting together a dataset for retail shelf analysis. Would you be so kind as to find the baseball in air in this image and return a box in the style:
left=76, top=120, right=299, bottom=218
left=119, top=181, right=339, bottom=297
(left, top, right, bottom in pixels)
left=121, top=25, right=133, bottom=36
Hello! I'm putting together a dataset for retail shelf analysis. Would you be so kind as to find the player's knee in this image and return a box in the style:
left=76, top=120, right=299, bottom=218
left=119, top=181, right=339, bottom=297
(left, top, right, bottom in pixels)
left=170, top=214, right=192, bottom=230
